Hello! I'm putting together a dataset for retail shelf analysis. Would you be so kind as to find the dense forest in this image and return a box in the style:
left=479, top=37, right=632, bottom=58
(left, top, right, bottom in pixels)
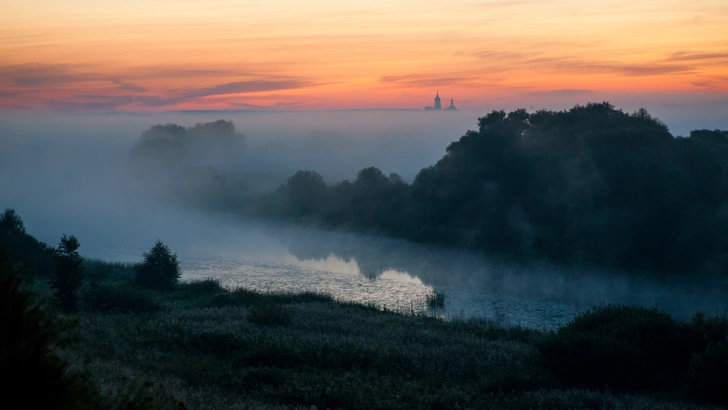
left=128, top=104, right=728, bottom=275
left=256, top=103, right=728, bottom=274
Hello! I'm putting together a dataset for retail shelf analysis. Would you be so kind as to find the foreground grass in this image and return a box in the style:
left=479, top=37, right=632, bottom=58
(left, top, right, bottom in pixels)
left=45, top=274, right=725, bottom=410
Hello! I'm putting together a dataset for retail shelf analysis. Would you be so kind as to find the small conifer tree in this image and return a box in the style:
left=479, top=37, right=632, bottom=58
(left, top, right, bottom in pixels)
left=51, top=235, right=83, bottom=312
left=136, top=240, right=180, bottom=291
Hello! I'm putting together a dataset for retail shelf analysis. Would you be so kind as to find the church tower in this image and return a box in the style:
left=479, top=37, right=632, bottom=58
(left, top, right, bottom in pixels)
left=446, top=98, right=458, bottom=111
left=434, top=92, right=442, bottom=110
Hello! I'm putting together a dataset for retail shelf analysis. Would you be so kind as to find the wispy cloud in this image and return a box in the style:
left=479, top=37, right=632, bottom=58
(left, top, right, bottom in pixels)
left=470, top=50, right=537, bottom=60
left=2, top=64, right=107, bottom=87
left=379, top=75, right=478, bottom=87
left=524, top=89, right=592, bottom=97
left=0, top=62, right=315, bottom=111
left=184, top=79, right=312, bottom=99
left=464, top=51, right=696, bottom=77
left=112, top=79, right=147, bottom=93
left=565, top=62, right=693, bottom=77
left=665, top=52, right=728, bottom=63
left=37, top=80, right=314, bottom=111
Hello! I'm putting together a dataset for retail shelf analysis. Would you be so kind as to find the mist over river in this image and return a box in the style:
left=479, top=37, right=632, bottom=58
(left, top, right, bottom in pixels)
left=20, top=207, right=726, bottom=330
left=4, top=110, right=728, bottom=329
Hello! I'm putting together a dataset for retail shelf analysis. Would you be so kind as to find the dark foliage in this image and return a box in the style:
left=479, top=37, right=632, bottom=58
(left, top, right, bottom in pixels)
left=256, top=104, right=728, bottom=274
left=245, top=303, right=292, bottom=327
left=52, top=234, right=84, bottom=312
left=0, top=208, right=55, bottom=276
left=135, top=241, right=180, bottom=291
left=128, top=120, right=245, bottom=171
left=82, top=258, right=138, bottom=282
left=83, top=283, right=160, bottom=314
left=0, top=247, right=93, bottom=409
left=177, top=278, right=225, bottom=294
left=538, top=305, right=715, bottom=391
left=174, top=278, right=228, bottom=306
left=426, top=289, right=446, bottom=309
left=689, top=341, right=728, bottom=405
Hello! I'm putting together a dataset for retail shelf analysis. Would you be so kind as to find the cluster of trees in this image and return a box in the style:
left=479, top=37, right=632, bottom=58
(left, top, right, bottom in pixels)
left=1, top=213, right=183, bottom=408
left=128, top=119, right=246, bottom=170
left=1, top=209, right=181, bottom=313
left=128, top=120, right=246, bottom=206
left=259, top=103, right=728, bottom=274
left=0, top=209, right=55, bottom=276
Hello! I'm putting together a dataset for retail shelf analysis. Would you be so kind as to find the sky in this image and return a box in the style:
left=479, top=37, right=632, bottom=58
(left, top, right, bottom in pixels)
left=1, top=0, right=727, bottom=113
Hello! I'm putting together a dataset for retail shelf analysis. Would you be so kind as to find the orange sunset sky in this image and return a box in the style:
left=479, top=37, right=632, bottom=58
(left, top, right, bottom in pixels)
left=1, top=0, right=726, bottom=111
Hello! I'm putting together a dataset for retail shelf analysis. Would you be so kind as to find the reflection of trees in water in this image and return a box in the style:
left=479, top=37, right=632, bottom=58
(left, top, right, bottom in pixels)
left=276, top=226, right=459, bottom=280
left=271, top=224, right=728, bottom=318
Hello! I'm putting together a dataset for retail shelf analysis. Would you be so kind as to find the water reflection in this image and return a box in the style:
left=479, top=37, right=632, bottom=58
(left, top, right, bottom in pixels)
left=271, top=223, right=728, bottom=326
left=85, top=216, right=728, bottom=330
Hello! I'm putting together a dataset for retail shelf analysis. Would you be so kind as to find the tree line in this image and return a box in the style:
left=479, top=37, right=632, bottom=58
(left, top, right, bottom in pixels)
left=1, top=209, right=181, bottom=312
left=255, top=103, right=728, bottom=275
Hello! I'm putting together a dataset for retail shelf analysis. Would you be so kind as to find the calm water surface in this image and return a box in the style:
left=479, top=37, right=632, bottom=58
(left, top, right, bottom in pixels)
left=81, top=214, right=728, bottom=330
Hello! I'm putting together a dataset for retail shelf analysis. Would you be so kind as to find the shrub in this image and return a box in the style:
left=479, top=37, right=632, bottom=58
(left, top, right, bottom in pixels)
left=689, top=341, right=728, bottom=405
left=246, top=304, right=292, bottom=327
left=83, top=284, right=160, bottom=314
left=230, top=288, right=264, bottom=304
left=538, top=305, right=696, bottom=390
left=426, top=289, right=446, bottom=309
left=52, top=234, right=84, bottom=312
left=135, top=241, right=180, bottom=291
left=82, top=259, right=138, bottom=282
left=177, top=278, right=225, bottom=294
left=690, top=312, right=728, bottom=347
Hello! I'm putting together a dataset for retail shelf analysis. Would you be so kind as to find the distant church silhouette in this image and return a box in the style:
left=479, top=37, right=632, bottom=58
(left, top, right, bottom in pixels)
left=424, top=92, right=458, bottom=111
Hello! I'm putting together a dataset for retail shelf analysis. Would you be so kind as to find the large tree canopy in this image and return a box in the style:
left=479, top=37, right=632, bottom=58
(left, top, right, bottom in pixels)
left=257, top=103, right=728, bottom=275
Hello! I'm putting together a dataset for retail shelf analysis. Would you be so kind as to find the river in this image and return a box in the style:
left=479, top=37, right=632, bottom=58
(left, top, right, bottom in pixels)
left=75, top=212, right=728, bottom=330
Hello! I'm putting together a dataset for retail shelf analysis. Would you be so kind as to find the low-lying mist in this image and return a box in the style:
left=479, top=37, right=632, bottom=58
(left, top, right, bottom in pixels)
left=0, top=109, right=476, bottom=245
left=3, top=107, right=728, bottom=323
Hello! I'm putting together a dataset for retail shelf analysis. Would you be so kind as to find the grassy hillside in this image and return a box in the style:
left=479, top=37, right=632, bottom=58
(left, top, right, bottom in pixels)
left=49, top=275, right=726, bottom=410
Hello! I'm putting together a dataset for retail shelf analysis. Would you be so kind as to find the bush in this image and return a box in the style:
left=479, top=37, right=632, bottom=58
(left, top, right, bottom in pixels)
left=83, top=284, right=160, bottom=314
left=689, top=341, right=728, bottom=405
left=246, top=304, right=292, bottom=327
left=690, top=312, right=728, bottom=347
left=426, top=289, right=445, bottom=309
left=538, top=305, right=696, bottom=390
left=82, top=259, right=138, bottom=282
left=135, top=241, right=180, bottom=291
left=177, top=278, right=225, bottom=294
left=230, top=288, right=264, bottom=304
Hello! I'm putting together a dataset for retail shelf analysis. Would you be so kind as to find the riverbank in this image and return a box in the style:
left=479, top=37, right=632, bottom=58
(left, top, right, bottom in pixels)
left=33, top=263, right=725, bottom=409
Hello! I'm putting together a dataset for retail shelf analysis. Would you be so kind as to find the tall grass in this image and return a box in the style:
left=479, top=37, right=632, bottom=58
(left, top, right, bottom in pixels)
left=43, top=272, right=728, bottom=410
left=82, top=258, right=138, bottom=282
left=426, top=289, right=446, bottom=309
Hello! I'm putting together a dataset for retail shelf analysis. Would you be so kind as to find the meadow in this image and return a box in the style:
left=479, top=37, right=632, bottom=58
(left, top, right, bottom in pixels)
left=40, top=261, right=726, bottom=409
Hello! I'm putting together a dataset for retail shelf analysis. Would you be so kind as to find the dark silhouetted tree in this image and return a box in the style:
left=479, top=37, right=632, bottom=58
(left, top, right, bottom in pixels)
left=1, top=247, right=90, bottom=408
left=251, top=103, right=728, bottom=274
left=283, top=170, right=328, bottom=217
left=0, top=208, right=55, bottom=276
left=136, top=240, right=180, bottom=291
left=51, top=235, right=83, bottom=312
left=0, top=208, right=25, bottom=235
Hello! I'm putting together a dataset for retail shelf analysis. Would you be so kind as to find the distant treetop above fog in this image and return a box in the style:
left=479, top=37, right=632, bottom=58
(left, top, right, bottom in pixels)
left=129, top=119, right=246, bottom=171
